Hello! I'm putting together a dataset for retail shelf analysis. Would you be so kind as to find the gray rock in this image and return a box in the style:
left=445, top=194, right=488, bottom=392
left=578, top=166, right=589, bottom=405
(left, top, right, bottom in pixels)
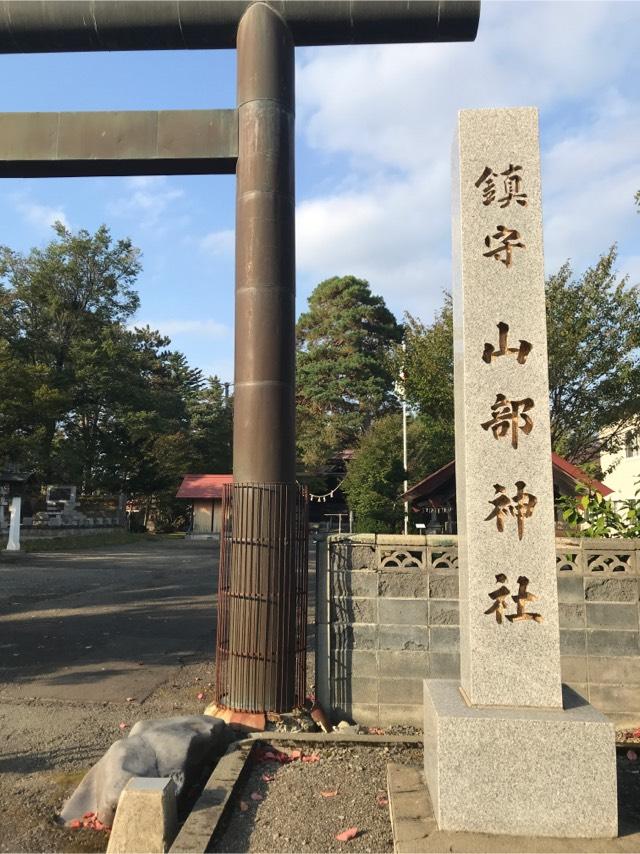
left=59, top=715, right=229, bottom=827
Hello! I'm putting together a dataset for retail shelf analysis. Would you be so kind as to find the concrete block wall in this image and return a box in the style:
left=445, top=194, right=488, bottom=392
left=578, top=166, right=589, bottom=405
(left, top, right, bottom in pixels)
left=316, top=534, right=640, bottom=727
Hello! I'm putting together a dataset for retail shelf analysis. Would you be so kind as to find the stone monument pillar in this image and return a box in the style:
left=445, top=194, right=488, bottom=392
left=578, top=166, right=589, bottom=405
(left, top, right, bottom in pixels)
left=6, top=496, right=21, bottom=551
left=423, top=107, right=618, bottom=838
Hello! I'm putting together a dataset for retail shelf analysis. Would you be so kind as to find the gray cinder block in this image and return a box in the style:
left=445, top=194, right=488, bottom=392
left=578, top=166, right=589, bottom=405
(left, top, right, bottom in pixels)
left=584, top=577, right=638, bottom=603
left=379, top=599, right=428, bottom=626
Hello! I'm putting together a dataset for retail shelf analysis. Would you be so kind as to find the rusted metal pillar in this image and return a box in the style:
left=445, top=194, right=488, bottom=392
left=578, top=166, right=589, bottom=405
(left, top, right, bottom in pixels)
left=224, top=1, right=297, bottom=711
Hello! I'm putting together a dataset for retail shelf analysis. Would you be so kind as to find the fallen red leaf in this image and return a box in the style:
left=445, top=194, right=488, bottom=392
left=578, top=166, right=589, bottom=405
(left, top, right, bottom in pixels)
left=118, top=722, right=128, bottom=730
left=239, top=800, right=249, bottom=812
left=260, top=750, right=277, bottom=760
left=376, top=794, right=389, bottom=807
left=321, top=789, right=338, bottom=798
left=196, top=692, right=205, bottom=700
left=368, top=727, right=385, bottom=735
left=250, top=791, right=263, bottom=801
left=302, top=753, right=320, bottom=763
left=336, top=827, right=359, bottom=842
left=261, top=773, right=275, bottom=782
left=255, top=746, right=295, bottom=764
left=289, top=749, right=302, bottom=760
left=69, top=820, right=82, bottom=829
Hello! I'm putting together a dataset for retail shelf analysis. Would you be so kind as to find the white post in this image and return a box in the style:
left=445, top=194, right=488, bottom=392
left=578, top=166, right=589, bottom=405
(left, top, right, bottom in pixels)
left=401, top=340, right=408, bottom=535
left=6, top=496, right=21, bottom=551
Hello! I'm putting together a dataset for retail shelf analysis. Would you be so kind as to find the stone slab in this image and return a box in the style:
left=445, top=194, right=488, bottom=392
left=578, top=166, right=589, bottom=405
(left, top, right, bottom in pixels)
left=107, top=777, right=177, bottom=854
left=387, top=761, right=640, bottom=853
left=423, top=680, right=617, bottom=838
left=387, top=762, right=439, bottom=853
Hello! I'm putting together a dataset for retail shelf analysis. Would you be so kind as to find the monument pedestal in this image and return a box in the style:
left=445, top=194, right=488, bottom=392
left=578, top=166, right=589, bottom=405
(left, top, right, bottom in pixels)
left=423, top=680, right=618, bottom=838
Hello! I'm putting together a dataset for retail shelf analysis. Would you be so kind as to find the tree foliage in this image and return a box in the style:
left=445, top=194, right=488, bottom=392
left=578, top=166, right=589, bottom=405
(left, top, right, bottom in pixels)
left=558, top=482, right=640, bottom=539
left=342, top=415, right=406, bottom=533
left=0, top=224, right=232, bottom=526
left=296, top=275, right=403, bottom=469
left=400, top=247, right=640, bottom=469
left=400, top=294, right=455, bottom=469
left=547, top=246, right=640, bottom=462
left=342, top=414, right=443, bottom=533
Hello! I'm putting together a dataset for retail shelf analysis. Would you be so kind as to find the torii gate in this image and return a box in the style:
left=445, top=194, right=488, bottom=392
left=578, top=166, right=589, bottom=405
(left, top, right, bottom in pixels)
left=0, top=0, right=480, bottom=713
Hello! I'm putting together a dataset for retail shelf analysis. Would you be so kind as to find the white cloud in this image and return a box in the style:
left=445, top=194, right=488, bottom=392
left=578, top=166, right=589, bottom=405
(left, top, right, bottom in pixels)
left=133, top=319, right=230, bottom=339
left=109, top=176, right=185, bottom=229
left=14, top=197, right=70, bottom=232
left=295, top=0, right=640, bottom=319
left=200, top=357, right=235, bottom=383
left=200, top=228, right=234, bottom=257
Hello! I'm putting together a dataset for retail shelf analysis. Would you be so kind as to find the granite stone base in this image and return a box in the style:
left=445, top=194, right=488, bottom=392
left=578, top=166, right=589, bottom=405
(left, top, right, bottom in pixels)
left=423, top=679, right=618, bottom=838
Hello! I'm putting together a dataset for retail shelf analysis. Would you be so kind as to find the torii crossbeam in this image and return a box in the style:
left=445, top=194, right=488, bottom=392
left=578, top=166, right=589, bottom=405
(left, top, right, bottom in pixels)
left=0, top=1, right=480, bottom=713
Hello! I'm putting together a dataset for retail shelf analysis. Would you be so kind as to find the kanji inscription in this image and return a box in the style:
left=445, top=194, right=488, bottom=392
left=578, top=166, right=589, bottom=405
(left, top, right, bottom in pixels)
left=485, top=481, right=537, bottom=540
left=483, top=225, right=525, bottom=267
left=475, top=164, right=528, bottom=208
left=481, top=394, right=534, bottom=449
left=484, top=573, right=543, bottom=624
left=482, top=322, right=531, bottom=365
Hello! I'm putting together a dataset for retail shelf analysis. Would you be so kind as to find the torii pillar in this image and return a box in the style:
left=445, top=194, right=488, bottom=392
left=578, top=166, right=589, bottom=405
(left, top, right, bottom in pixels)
left=0, top=0, right=480, bottom=712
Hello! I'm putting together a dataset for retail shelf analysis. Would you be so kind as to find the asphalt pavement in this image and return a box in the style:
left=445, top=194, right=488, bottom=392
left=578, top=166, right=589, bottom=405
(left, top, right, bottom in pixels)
left=0, top=538, right=219, bottom=703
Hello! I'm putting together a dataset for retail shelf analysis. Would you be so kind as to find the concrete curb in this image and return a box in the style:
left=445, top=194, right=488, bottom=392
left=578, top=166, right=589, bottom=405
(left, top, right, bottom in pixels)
left=248, top=730, right=423, bottom=744
left=169, top=740, right=254, bottom=854
left=387, top=762, right=436, bottom=854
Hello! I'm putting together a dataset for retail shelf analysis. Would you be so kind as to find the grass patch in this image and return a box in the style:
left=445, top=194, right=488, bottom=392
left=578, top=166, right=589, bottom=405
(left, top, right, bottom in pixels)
left=21, top=531, right=155, bottom=553
left=50, top=768, right=89, bottom=792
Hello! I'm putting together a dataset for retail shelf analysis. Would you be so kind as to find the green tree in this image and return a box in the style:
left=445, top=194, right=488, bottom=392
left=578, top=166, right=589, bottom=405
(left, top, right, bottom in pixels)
left=547, top=246, right=640, bottom=462
left=188, top=376, right=233, bottom=474
left=0, top=222, right=141, bottom=479
left=558, top=481, right=640, bottom=539
left=342, top=415, right=405, bottom=533
left=342, top=414, right=442, bottom=533
left=401, top=247, right=640, bottom=470
left=0, top=223, right=229, bottom=532
left=296, top=275, right=403, bottom=469
left=401, top=295, right=455, bottom=470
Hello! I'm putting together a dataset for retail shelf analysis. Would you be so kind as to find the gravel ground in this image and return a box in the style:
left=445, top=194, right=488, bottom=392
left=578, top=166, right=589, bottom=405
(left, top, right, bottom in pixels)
left=0, top=537, right=319, bottom=854
left=0, top=538, right=222, bottom=854
left=0, top=656, right=219, bottom=853
left=210, top=743, right=422, bottom=854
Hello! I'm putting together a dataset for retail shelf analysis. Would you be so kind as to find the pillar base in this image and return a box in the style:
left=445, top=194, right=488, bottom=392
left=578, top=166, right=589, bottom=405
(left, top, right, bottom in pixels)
left=423, top=679, right=618, bottom=838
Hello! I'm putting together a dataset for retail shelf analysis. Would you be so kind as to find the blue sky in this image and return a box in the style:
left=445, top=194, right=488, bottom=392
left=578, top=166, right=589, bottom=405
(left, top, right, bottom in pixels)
left=0, top=1, right=638, bottom=381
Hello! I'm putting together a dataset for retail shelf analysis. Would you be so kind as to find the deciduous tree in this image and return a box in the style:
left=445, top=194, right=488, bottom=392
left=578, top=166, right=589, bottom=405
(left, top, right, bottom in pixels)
left=401, top=247, right=640, bottom=470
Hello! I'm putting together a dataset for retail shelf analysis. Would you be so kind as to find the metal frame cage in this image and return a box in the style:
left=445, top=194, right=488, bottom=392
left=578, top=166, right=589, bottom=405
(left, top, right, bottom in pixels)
left=215, top=482, right=309, bottom=712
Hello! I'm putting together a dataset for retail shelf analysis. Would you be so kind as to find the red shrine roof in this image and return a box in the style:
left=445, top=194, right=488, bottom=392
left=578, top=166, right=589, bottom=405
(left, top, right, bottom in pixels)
left=549, top=452, right=612, bottom=495
left=400, top=453, right=612, bottom=504
left=176, top=474, right=233, bottom=499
